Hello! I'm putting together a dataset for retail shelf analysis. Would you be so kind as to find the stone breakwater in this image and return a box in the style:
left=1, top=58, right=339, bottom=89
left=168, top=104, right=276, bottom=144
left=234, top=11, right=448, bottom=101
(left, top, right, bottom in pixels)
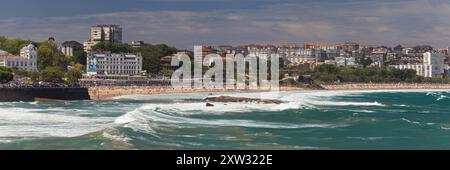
left=88, top=86, right=305, bottom=100
left=320, top=83, right=450, bottom=90
left=0, top=88, right=90, bottom=102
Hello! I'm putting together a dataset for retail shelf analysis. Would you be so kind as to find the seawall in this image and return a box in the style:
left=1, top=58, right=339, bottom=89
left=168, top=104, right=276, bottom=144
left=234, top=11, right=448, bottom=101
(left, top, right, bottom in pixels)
left=0, top=88, right=91, bottom=102
left=320, top=83, right=450, bottom=90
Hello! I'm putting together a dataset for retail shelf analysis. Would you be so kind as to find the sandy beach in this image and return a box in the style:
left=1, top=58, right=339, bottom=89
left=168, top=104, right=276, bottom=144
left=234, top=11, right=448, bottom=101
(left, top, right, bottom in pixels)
left=88, top=86, right=306, bottom=100
left=88, top=83, right=450, bottom=100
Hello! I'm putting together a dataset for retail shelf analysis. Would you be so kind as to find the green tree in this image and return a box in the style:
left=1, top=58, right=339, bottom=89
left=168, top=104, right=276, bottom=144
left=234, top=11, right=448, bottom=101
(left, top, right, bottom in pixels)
left=65, top=69, right=82, bottom=84
left=91, top=41, right=134, bottom=53
left=0, top=37, right=32, bottom=54
left=0, top=66, right=13, bottom=83
left=306, top=64, right=424, bottom=83
left=138, top=45, right=164, bottom=74
left=73, top=50, right=87, bottom=65
left=29, top=72, right=40, bottom=83
left=37, top=41, right=70, bottom=70
left=40, top=67, right=65, bottom=83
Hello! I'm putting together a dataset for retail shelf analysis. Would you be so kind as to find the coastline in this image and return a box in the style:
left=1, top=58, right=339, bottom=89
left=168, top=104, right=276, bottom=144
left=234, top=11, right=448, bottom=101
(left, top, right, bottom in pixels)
left=88, top=86, right=306, bottom=100
left=320, top=83, right=450, bottom=90
left=88, top=83, right=450, bottom=100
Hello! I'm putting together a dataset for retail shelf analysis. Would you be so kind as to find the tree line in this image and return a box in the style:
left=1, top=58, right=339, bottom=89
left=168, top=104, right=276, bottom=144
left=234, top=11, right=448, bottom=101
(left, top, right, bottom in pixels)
left=301, top=64, right=450, bottom=84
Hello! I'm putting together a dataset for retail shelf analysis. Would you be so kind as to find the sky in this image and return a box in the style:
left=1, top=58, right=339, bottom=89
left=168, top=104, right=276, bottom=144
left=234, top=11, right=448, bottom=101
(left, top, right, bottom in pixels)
left=1, top=0, right=450, bottom=49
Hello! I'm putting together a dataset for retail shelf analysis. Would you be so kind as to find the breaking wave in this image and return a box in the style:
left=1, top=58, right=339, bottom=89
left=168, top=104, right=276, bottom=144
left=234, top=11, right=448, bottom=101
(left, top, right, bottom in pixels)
left=115, top=103, right=348, bottom=134
left=426, top=91, right=450, bottom=101
left=112, top=90, right=394, bottom=135
left=0, top=107, right=115, bottom=141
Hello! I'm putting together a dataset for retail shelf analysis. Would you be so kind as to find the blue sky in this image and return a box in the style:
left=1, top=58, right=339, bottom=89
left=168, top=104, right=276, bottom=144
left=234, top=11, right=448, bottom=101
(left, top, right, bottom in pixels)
left=1, top=0, right=450, bottom=49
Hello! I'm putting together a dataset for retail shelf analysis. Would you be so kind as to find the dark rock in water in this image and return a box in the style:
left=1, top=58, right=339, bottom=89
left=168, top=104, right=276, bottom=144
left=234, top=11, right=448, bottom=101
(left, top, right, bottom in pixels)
left=206, top=103, right=215, bottom=107
left=204, top=96, right=285, bottom=104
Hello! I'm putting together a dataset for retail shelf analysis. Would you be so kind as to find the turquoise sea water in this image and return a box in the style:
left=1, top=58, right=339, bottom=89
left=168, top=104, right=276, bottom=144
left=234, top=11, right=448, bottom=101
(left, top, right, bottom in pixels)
left=1, top=90, right=450, bottom=150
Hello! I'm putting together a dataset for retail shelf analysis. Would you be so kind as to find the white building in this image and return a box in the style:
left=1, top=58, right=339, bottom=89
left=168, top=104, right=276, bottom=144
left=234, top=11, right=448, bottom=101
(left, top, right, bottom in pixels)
left=278, top=47, right=317, bottom=64
left=61, top=41, right=83, bottom=57
left=391, top=64, right=430, bottom=77
left=248, top=46, right=277, bottom=59
left=87, top=52, right=143, bottom=76
left=0, top=44, right=38, bottom=72
left=131, top=41, right=145, bottom=48
left=335, top=57, right=357, bottom=67
left=90, top=25, right=122, bottom=43
left=84, top=25, right=123, bottom=53
left=390, top=52, right=444, bottom=78
left=402, top=48, right=414, bottom=55
left=0, top=50, right=8, bottom=67
left=304, top=43, right=340, bottom=51
left=423, top=52, right=445, bottom=77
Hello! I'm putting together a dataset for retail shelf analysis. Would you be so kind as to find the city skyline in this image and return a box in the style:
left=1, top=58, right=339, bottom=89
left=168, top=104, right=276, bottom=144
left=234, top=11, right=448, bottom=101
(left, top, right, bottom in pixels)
left=2, top=0, right=450, bottom=49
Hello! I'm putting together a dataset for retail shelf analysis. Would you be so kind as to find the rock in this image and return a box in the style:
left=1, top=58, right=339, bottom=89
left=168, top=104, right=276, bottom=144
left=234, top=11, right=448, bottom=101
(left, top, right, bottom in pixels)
left=206, top=103, right=215, bottom=107
left=204, top=96, right=285, bottom=104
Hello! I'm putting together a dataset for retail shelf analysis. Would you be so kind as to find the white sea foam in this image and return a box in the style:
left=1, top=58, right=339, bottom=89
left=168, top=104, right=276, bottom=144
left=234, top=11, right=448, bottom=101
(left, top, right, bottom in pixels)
left=393, top=104, right=409, bottom=107
left=113, top=93, right=210, bottom=101
left=112, top=90, right=401, bottom=134
left=0, top=90, right=424, bottom=143
left=102, top=129, right=132, bottom=142
left=112, top=89, right=450, bottom=138
left=440, top=127, right=450, bottom=130
left=347, top=136, right=387, bottom=141
left=401, top=118, right=421, bottom=125
left=306, top=101, right=384, bottom=107
left=0, top=107, right=115, bottom=141
left=437, top=95, right=447, bottom=101
left=350, top=110, right=376, bottom=113
left=115, top=103, right=348, bottom=133
left=426, top=91, right=450, bottom=101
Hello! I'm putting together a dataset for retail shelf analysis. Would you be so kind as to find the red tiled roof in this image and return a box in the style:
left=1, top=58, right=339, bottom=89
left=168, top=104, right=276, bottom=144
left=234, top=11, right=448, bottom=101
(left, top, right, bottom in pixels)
left=160, top=55, right=173, bottom=62
left=0, top=55, right=28, bottom=61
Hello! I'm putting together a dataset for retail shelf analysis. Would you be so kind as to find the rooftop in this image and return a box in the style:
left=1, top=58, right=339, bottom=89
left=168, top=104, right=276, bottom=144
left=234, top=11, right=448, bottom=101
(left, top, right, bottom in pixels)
left=92, top=24, right=121, bottom=28
left=62, top=41, right=83, bottom=47
left=304, top=42, right=340, bottom=47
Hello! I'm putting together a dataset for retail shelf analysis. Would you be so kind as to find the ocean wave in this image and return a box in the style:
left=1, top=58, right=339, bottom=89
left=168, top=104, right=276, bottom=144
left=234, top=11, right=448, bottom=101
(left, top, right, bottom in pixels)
left=0, top=107, right=115, bottom=142
left=307, top=101, right=384, bottom=107
left=426, top=92, right=450, bottom=101
left=115, top=103, right=348, bottom=134
left=113, top=93, right=211, bottom=101
left=440, top=127, right=450, bottom=130
left=114, top=90, right=392, bottom=110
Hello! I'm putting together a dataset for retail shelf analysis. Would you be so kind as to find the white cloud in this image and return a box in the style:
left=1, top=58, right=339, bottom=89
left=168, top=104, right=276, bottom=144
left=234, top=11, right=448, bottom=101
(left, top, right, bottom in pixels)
left=2, top=0, right=450, bottom=48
